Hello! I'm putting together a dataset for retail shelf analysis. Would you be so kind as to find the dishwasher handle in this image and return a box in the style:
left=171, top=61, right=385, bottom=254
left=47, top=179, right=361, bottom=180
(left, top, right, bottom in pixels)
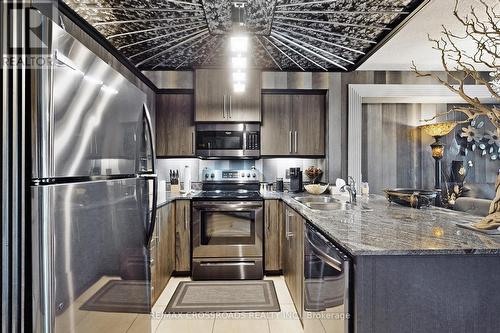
left=305, top=231, right=345, bottom=272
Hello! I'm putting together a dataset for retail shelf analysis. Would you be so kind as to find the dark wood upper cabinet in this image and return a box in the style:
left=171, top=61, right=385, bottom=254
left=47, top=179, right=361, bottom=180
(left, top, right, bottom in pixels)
left=156, top=92, right=195, bottom=157
left=261, top=94, right=292, bottom=155
left=261, top=92, right=326, bottom=156
left=292, top=94, right=325, bottom=156
left=195, top=69, right=261, bottom=122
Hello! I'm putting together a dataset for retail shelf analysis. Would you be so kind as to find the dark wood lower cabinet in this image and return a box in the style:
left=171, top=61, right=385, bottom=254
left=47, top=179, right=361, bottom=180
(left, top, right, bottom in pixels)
left=264, top=200, right=283, bottom=272
left=175, top=200, right=191, bottom=273
left=283, top=204, right=304, bottom=321
left=150, top=202, right=175, bottom=305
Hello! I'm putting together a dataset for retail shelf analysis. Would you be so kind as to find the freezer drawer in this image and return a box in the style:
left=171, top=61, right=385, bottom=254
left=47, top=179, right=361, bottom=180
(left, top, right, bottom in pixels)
left=32, top=178, right=153, bottom=333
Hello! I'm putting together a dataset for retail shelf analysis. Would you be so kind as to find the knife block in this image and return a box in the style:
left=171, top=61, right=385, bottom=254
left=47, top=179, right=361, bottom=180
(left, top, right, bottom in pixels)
left=170, top=184, right=180, bottom=193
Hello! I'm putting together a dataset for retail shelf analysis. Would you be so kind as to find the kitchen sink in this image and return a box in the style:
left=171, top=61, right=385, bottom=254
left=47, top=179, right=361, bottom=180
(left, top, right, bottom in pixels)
left=293, top=195, right=351, bottom=211
left=305, top=201, right=351, bottom=211
left=292, top=195, right=373, bottom=212
left=293, top=196, right=340, bottom=204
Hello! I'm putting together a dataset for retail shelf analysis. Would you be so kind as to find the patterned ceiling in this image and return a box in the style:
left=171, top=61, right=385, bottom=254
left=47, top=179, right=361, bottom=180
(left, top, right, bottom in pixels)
left=63, top=0, right=426, bottom=71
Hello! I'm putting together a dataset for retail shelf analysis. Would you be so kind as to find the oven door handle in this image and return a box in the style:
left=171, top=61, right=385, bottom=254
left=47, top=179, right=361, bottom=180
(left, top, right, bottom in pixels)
left=193, top=202, right=263, bottom=208
left=193, top=204, right=263, bottom=210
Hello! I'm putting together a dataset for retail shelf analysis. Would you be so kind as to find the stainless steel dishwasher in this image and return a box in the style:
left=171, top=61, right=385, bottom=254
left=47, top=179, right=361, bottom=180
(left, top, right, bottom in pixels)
left=304, top=223, right=351, bottom=333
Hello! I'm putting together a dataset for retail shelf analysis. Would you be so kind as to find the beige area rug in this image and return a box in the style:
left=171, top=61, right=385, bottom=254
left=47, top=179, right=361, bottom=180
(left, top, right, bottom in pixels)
left=80, top=280, right=150, bottom=313
left=164, top=280, right=280, bottom=313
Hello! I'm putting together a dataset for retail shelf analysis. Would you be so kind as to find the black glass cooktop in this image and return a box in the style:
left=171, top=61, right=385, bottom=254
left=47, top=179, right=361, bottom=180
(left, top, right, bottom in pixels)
left=193, top=190, right=262, bottom=201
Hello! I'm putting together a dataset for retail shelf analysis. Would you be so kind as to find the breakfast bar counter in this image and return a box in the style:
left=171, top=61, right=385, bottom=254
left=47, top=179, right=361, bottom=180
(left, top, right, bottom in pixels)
left=263, top=193, right=500, bottom=256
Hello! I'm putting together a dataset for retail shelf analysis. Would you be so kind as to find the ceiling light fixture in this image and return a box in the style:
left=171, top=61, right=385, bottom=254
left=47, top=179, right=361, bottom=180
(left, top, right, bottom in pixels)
left=230, top=2, right=248, bottom=93
left=232, top=71, right=246, bottom=83
left=233, top=82, right=245, bottom=93
left=231, top=56, right=247, bottom=69
left=230, top=36, right=248, bottom=53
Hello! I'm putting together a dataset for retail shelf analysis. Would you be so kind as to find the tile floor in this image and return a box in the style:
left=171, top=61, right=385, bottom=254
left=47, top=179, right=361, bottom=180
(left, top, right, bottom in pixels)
left=54, top=275, right=303, bottom=333
left=150, top=276, right=304, bottom=333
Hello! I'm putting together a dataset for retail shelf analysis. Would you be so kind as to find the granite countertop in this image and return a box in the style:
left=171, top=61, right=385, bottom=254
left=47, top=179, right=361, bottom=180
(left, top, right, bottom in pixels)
left=156, top=191, right=199, bottom=208
left=156, top=189, right=500, bottom=256
left=271, top=192, right=500, bottom=256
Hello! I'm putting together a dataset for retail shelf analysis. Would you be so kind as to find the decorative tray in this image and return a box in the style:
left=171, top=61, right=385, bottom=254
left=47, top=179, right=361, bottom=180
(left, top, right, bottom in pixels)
left=456, top=223, right=500, bottom=235
left=384, top=188, right=437, bottom=209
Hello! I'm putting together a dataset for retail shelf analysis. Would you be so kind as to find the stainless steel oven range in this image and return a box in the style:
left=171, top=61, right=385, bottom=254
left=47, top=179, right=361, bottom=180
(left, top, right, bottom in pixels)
left=192, top=169, right=263, bottom=280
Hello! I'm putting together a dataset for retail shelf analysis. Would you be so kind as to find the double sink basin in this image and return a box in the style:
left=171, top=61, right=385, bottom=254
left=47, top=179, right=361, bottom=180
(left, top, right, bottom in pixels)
left=293, top=195, right=351, bottom=211
left=293, top=195, right=373, bottom=212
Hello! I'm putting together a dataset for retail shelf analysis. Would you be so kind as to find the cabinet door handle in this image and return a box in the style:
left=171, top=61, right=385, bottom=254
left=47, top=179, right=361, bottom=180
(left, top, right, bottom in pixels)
left=222, top=95, right=226, bottom=118
left=228, top=95, right=232, bottom=118
left=289, top=131, right=292, bottom=153
left=266, top=205, right=270, bottom=231
left=294, top=131, right=298, bottom=153
left=184, top=206, right=189, bottom=230
left=191, top=132, right=194, bottom=154
left=156, top=213, right=160, bottom=240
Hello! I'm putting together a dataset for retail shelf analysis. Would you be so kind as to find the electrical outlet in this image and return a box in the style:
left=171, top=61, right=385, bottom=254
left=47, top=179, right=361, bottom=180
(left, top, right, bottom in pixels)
left=285, top=169, right=290, bottom=179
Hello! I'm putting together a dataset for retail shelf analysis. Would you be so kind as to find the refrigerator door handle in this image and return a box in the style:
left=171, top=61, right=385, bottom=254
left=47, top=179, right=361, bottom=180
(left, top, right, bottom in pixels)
left=142, top=103, right=157, bottom=174
left=141, top=104, right=158, bottom=243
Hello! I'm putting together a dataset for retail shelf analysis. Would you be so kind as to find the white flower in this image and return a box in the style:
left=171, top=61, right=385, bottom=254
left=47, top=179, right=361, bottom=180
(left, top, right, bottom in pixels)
left=460, top=126, right=480, bottom=143
left=484, top=130, right=500, bottom=147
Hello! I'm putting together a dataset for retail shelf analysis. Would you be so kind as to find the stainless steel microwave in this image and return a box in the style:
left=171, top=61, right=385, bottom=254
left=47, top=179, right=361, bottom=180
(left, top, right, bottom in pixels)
left=196, top=123, right=260, bottom=159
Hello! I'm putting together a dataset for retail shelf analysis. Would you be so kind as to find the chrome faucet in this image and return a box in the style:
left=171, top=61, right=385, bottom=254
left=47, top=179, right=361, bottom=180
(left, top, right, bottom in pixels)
left=341, top=176, right=357, bottom=204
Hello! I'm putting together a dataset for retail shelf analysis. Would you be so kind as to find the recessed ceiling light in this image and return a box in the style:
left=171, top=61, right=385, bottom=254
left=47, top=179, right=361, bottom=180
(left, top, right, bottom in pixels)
left=231, top=56, right=247, bottom=69
left=232, top=71, right=246, bottom=83
left=233, top=82, right=245, bottom=93
left=230, top=36, right=248, bottom=53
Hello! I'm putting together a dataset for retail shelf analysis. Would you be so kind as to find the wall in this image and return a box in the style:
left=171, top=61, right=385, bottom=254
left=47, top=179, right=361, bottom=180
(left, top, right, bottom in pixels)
left=361, top=103, right=499, bottom=194
left=356, top=72, right=498, bottom=194
left=157, top=158, right=327, bottom=186
left=147, top=70, right=497, bottom=191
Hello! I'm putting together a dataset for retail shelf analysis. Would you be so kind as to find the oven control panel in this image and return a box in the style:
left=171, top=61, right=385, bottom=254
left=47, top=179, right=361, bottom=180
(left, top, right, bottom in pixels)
left=202, top=169, right=259, bottom=181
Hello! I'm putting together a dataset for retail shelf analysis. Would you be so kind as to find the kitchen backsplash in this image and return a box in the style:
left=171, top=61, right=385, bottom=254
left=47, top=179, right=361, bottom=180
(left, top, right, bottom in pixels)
left=157, top=158, right=327, bottom=183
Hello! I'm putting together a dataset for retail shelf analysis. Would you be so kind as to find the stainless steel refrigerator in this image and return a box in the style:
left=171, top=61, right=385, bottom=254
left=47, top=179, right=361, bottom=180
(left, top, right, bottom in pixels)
left=30, top=10, right=157, bottom=333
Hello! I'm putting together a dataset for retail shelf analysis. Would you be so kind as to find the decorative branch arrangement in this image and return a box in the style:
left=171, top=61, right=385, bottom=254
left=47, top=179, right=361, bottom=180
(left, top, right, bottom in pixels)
left=411, top=0, right=500, bottom=229
left=411, top=0, right=499, bottom=132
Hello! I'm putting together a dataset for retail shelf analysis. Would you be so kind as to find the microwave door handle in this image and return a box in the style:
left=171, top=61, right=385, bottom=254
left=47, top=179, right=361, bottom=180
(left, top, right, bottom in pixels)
left=222, top=95, right=226, bottom=119
left=243, top=131, right=247, bottom=154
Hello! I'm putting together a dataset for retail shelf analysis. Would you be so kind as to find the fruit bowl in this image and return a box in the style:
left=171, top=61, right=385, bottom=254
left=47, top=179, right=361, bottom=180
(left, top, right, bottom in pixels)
left=304, top=183, right=329, bottom=195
